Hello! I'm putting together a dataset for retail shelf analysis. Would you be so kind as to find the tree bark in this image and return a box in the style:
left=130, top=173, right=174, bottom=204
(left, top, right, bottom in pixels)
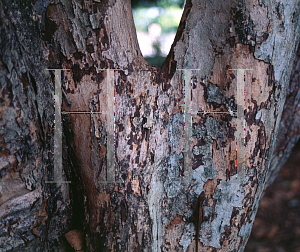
left=267, top=44, right=300, bottom=187
left=0, top=0, right=300, bottom=251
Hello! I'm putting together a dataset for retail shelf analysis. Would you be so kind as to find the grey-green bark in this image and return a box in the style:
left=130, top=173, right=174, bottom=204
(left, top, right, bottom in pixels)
left=0, top=0, right=300, bottom=251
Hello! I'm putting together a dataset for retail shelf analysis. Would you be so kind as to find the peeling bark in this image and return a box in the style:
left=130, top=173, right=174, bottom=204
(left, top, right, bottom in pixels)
left=1, top=0, right=300, bottom=251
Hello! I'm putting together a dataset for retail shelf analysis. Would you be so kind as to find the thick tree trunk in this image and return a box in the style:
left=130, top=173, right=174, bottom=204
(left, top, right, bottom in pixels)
left=267, top=44, right=300, bottom=187
left=1, top=0, right=300, bottom=251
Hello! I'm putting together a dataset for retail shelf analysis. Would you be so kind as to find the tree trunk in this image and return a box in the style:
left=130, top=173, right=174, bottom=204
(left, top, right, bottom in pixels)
left=0, top=0, right=300, bottom=251
left=267, top=44, right=300, bottom=187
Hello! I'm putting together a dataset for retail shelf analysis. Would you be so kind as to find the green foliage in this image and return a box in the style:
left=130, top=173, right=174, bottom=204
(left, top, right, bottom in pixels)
left=131, top=0, right=185, bottom=8
left=132, top=5, right=183, bottom=33
left=156, top=0, right=184, bottom=8
left=144, top=56, right=166, bottom=66
left=131, top=0, right=185, bottom=66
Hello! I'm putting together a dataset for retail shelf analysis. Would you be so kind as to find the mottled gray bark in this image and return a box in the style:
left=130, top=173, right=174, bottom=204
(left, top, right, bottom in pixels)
left=267, top=45, right=300, bottom=187
left=0, top=0, right=300, bottom=251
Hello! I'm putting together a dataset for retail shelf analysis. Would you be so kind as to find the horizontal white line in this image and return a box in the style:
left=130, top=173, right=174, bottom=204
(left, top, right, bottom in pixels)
left=176, top=69, right=202, bottom=70
left=97, top=69, right=124, bottom=70
left=62, top=111, right=107, bottom=114
left=45, top=69, right=71, bottom=70
left=228, top=69, right=253, bottom=70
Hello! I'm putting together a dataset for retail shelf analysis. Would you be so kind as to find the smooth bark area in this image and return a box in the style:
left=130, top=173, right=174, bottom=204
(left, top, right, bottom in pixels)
left=0, top=0, right=300, bottom=251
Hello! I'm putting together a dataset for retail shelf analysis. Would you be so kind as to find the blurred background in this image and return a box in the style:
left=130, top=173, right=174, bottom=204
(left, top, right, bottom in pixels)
left=131, top=0, right=185, bottom=66
left=245, top=140, right=300, bottom=252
